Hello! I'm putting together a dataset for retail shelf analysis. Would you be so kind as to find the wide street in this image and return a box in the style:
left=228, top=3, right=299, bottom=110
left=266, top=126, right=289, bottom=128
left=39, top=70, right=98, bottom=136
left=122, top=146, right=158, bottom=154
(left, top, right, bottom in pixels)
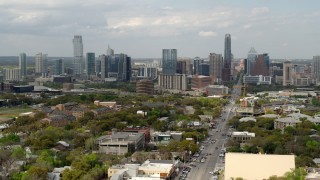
left=186, top=103, right=234, bottom=180
left=184, top=75, right=243, bottom=180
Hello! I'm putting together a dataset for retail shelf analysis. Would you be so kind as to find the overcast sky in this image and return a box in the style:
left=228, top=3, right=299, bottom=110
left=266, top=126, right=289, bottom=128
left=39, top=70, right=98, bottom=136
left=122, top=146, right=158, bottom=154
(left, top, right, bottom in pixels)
left=0, top=0, right=319, bottom=59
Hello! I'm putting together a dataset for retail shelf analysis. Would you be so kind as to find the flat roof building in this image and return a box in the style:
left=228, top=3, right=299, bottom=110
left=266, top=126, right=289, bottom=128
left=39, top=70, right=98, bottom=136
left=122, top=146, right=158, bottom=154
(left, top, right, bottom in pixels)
left=225, top=153, right=295, bottom=180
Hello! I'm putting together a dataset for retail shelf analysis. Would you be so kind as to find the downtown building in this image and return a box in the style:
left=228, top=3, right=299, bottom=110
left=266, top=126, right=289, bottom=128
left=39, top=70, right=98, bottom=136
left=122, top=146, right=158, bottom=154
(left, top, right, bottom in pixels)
left=222, top=34, right=232, bottom=81
left=313, top=56, right=320, bottom=85
left=193, top=57, right=204, bottom=75
left=4, top=68, right=20, bottom=81
left=159, top=49, right=188, bottom=91
left=72, top=35, right=83, bottom=75
left=100, top=53, right=131, bottom=82
left=35, top=53, right=48, bottom=76
left=86, top=52, right=96, bottom=76
left=246, top=47, right=258, bottom=76
left=19, top=53, right=27, bottom=79
left=283, top=61, right=313, bottom=86
left=54, top=59, right=64, bottom=75
left=209, top=53, right=223, bottom=84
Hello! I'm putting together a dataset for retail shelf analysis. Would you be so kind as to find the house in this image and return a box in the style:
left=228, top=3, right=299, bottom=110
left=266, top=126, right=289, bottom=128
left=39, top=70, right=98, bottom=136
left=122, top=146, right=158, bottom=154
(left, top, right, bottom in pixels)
left=40, top=115, right=76, bottom=127
left=70, top=107, right=85, bottom=120
left=53, top=141, right=70, bottom=151
left=91, top=107, right=111, bottom=117
left=48, top=166, right=71, bottom=180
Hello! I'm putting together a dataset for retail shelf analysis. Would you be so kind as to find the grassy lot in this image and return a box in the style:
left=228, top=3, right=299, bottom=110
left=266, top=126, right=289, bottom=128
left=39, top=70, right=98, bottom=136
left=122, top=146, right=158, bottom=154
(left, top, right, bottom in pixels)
left=0, top=106, right=33, bottom=118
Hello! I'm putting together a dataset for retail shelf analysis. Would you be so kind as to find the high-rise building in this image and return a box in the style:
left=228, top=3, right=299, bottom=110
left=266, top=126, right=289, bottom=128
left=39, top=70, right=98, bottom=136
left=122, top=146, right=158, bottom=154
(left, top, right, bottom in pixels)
left=193, top=57, right=204, bottom=75
left=100, top=55, right=108, bottom=80
left=73, top=35, right=83, bottom=75
left=209, top=53, right=223, bottom=83
left=313, top=56, right=320, bottom=84
left=4, top=68, right=20, bottom=81
left=199, top=63, right=210, bottom=76
left=19, top=53, right=27, bottom=79
left=247, top=48, right=257, bottom=75
left=162, top=49, right=177, bottom=75
left=86, top=52, right=96, bottom=76
left=35, top=53, right=48, bottom=75
left=251, top=54, right=270, bottom=76
left=100, top=53, right=131, bottom=81
left=95, top=59, right=101, bottom=76
left=107, top=45, right=114, bottom=56
left=222, top=34, right=232, bottom=81
left=283, top=61, right=293, bottom=86
left=55, top=59, right=64, bottom=75
left=158, top=74, right=187, bottom=91
left=176, top=60, right=187, bottom=74
left=126, top=56, right=132, bottom=81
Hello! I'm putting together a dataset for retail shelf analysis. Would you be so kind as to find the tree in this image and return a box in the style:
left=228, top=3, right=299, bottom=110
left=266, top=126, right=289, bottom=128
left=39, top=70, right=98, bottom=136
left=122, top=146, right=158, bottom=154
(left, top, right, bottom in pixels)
left=27, top=165, right=48, bottom=180
left=0, top=147, right=25, bottom=178
left=284, top=168, right=307, bottom=180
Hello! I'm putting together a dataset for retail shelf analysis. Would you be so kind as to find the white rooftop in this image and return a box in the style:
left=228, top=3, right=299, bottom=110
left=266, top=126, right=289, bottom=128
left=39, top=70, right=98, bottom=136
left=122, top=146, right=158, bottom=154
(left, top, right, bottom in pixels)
left=239, top=117, right=256, bottom=122
left=232, top=131, right=255, bottom=137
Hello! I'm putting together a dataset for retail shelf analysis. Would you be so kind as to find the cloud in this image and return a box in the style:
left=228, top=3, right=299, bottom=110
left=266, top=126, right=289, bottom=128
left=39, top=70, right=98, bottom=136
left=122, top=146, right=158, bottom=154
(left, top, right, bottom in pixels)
left=243, top=24, right=252, bottom=29
left=198, top=31, right=218, bottom=37
left=251, top=7, right=270, bottom=15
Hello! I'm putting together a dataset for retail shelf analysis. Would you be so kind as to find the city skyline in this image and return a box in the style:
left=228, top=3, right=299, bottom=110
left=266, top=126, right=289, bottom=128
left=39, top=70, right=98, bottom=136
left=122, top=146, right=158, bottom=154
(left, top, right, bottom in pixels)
left=0, top=0, right=319, bottom=58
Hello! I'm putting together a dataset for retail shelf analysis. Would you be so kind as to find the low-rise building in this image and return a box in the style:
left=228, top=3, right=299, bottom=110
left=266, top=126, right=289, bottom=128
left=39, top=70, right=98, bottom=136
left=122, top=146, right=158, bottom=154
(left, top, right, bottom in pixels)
left=243, top=75, right=272, bottom=85
left=151, top=131, right=183, bottom=145
left=96, top=132, right=145, bottom=155
left=274, top=117, right=301, bottom=130
left=108, top=160, right=174, bottom=180
left=231, top=131, right=255, bottom=143
left=94, top=101, right=117, bottom=108
left=206, top=85, right=228, bottom=96
left=191, top=75, right=212, bottom=90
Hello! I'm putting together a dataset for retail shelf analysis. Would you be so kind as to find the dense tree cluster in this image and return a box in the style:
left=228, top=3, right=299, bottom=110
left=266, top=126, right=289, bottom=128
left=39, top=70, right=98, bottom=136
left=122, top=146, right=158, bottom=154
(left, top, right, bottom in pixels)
left=227, top=116, right=320, bottom=167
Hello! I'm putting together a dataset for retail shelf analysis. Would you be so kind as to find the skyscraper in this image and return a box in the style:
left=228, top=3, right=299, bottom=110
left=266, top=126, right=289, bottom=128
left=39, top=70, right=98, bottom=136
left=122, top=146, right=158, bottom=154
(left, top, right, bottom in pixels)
left=162, top=49, right=177, bottom=75
left=283, top=61, right=293, bottom=86
left=176, top=60, right=187, bottom=74
left=73, top=35, right=83, bottom=75
left=193, top=57, right=204, bottom=75
left=86, top=52, right=95, bottom=76
left=19, top=53, right=27, bottom=79
left=107, top=45, right=114, bottom=56
left=247, top=47, right=257, bottom=75
left=35, top=53, right=48, bottom=75
left=100, top=53, right=131, bottom=81
left=251, top=54, right=270, bottom=76
left=55, top=59, right=64, bottom=75
left=209, top=53, right=223, bottom=83
left=313, top=56, right=320, bottom=84
left=222, top=34, right=232, bottom=81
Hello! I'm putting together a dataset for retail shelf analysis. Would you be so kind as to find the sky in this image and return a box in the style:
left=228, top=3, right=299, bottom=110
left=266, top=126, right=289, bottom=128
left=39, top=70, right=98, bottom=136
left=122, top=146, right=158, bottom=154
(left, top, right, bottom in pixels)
left=0, top=0, right=319, bottom=59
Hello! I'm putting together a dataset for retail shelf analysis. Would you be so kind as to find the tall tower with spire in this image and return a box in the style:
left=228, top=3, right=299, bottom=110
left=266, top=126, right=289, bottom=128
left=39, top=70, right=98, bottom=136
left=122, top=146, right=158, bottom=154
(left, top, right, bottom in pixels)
left=107, top=45, right=114, bottom=56
left=247, top=47, right=257, bottom=75
left=222, top=33, right=232, bottom=81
